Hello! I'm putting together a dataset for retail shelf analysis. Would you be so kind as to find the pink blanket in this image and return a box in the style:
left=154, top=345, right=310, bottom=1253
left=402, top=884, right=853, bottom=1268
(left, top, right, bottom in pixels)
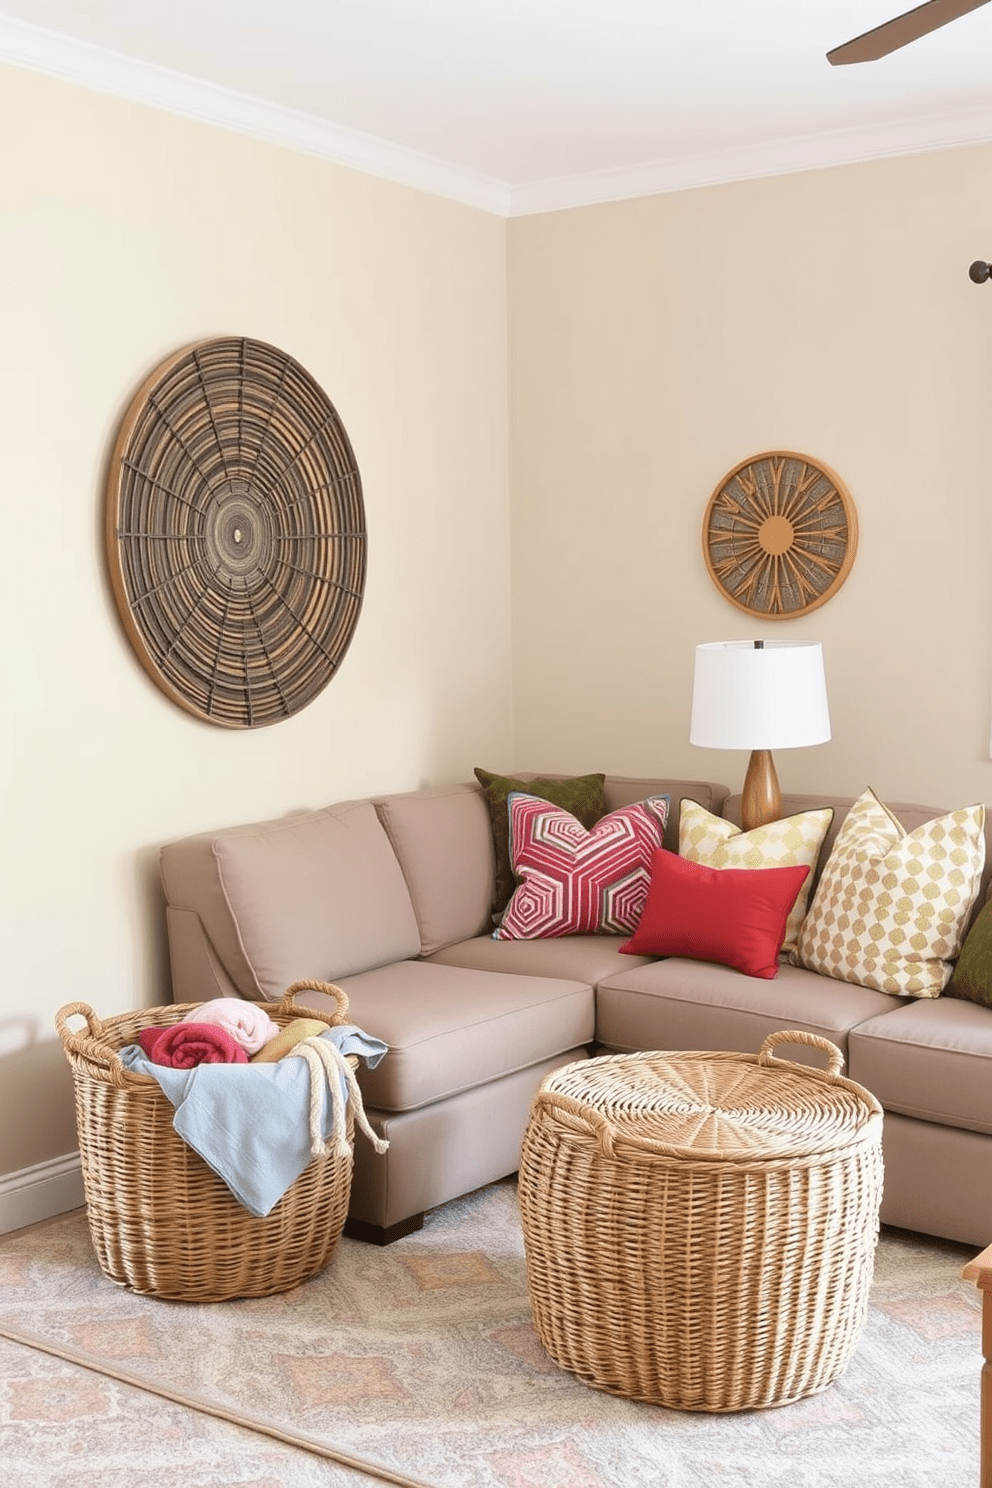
left=181, top=997, right=280, bottom=1056
left=138, top=1022, right=248, bottom=1068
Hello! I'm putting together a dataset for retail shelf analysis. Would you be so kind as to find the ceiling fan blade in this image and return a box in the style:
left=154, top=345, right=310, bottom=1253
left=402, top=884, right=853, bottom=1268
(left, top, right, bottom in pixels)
left=827, top=0, right=990, bottom=65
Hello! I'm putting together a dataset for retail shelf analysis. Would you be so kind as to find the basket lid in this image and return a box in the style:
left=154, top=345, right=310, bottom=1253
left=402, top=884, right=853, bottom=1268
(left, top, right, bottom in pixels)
left=539, top=1031, right=883, bottom=1163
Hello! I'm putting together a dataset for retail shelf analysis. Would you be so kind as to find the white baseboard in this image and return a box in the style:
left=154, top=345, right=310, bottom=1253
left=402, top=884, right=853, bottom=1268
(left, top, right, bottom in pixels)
left=0, top=1152, right=84, bottom=1235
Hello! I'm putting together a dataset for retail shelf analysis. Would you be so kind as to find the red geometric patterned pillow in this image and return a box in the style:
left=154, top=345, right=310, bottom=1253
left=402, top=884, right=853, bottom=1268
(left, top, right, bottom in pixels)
left=495, top=792, right=670, bottom=940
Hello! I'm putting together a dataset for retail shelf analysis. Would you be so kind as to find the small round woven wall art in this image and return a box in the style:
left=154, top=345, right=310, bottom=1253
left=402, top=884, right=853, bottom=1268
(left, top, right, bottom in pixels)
left=702, top=450, right=857, bottom=620
left=106, top=337, right=366, bottom=728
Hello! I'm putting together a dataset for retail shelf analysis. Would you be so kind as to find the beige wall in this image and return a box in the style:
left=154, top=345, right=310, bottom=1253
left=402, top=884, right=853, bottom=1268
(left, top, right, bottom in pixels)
left=6, top=57, right=992, bottom=1195
left=508, top=145, right=992, bottom=812
left=0, top=67, right=511, bottom=1176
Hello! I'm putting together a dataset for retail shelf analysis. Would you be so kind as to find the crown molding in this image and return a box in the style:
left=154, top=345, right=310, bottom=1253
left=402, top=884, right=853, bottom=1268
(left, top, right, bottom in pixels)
left=505, top=101, right=992, bottom=216
left=1, top=13, right=991, bottom=220
left=0, top=15, right=512, bottom=215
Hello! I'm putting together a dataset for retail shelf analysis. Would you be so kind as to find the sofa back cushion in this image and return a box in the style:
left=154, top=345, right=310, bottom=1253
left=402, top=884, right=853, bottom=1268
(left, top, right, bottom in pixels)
left=474, top=768, right=608, bottom=920
left=374, top=783, right=496, bottom=955
left=160, top=798, right=421, bottom=1001
left=602, top=776, right=729, bottom=852
left=517, top=774, right=731, bottom=856
left=373, top=775, right=731, bottom=955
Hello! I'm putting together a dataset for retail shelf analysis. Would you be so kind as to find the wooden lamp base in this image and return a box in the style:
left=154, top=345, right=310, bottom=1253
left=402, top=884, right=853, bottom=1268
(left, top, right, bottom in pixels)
left=741, top=749, right=781, bottom=832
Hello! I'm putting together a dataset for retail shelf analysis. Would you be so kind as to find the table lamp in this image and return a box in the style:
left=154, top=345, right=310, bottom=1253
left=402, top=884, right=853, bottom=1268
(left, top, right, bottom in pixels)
left=689, top=640, right=831, bottom=831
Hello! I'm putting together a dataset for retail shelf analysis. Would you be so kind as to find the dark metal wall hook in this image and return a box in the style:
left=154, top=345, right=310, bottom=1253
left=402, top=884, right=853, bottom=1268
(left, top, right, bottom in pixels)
left=969, top=260, right=992, bottom=283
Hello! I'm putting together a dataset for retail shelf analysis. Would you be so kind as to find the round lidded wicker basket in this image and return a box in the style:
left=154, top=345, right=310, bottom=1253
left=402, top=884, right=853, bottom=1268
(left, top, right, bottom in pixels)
left=518, top=1030, right=884, bottom=1412
left=55, top=980, right=356, bottom=1302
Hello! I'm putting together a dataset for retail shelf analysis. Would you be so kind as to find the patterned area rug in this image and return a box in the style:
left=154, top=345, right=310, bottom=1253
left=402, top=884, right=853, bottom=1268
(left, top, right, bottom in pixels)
left=0, top=1179, right=983, bottom=1488
left=0, top=1333, right=381, bottom=1488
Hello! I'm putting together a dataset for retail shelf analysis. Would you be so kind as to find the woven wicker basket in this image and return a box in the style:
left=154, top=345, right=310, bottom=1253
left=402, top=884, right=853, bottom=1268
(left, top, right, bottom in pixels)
left=519, top=1030, right=884, bottom=1412
left=55, top=980, right=357, bottom=1302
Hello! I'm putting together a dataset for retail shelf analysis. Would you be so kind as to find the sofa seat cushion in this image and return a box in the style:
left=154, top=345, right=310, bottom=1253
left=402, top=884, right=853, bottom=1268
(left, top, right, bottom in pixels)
left=596, top=956, right=899, bottom=1064
left=848, top=998, right=992, bottom=1135
left=427, top=933, right=654, bottom=987
left=331, top=960, right=594, bottom=1113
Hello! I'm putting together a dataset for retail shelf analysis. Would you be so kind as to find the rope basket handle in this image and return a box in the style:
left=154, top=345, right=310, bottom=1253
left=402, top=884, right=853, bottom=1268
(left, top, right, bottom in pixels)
left=54, top=1001, right=134, bottom=1087
left=758, top=1029, right=845, bottom=1079
left=530, top=1090, right=616, bottom=1157
left=55, top=985, right=351, bottom=1086
left=279, top=980, right=350, bottom=1025
left=55, top=1001, right=104, bottom=1046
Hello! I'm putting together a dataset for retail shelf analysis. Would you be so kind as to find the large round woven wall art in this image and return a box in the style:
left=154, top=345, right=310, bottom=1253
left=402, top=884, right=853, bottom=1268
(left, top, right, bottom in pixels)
left=106, top=337, right=366, bottom=728
left=702, top=451, right=857, bottom=620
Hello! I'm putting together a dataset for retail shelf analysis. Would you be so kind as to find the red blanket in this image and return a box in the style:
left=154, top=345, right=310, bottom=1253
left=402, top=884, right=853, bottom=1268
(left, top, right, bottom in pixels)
left=138, top=1022, right=248, bottom=1068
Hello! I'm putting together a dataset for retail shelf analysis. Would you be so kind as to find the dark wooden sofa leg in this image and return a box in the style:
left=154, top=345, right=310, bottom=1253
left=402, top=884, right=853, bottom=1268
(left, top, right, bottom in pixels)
left=343, top=1213, right=425, bottom=1246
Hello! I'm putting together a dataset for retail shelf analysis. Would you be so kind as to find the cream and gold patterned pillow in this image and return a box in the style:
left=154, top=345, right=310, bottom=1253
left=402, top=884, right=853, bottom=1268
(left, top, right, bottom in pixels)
left=679, top=799, right=834, bottom=955
left=792, top=788, right=986, bottom=997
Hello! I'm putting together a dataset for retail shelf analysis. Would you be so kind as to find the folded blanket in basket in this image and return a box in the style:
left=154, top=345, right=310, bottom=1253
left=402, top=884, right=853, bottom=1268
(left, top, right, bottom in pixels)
left=181, top=997, right=280, bottom=1056
left=119, top=1025, right=387, bottom=1218
left=138, top=1022, right=248, bottom=1067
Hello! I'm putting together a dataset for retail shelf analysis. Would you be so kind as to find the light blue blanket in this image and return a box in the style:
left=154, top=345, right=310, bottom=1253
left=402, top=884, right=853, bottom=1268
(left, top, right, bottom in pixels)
left=119, top=1025, right=387, bottom=1217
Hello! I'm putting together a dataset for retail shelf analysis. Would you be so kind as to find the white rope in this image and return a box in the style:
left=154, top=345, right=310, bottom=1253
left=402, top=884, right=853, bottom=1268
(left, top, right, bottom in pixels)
left=287, top=1036, right=389, bottom=1159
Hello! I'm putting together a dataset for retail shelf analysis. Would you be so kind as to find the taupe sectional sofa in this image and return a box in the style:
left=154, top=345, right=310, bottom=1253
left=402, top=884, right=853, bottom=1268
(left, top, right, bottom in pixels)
left=159, top=774, right=992, bottom=1248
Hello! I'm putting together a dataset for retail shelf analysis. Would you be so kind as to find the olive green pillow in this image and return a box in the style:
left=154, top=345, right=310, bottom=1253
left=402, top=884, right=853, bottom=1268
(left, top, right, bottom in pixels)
left=946, top=897, right=992, bottom=1008
left=474, top=768, right=607, bottom=921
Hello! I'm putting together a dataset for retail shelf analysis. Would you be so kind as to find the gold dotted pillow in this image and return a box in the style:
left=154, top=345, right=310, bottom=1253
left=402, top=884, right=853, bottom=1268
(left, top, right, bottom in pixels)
left=679, top=799, right=833, bottom=955
left=792, top=788, right=986, bottom=997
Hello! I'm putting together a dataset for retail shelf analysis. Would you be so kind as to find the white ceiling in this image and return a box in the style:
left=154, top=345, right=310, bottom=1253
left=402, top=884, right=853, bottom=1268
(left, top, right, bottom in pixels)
left=1, top=1, right=991, bottom=215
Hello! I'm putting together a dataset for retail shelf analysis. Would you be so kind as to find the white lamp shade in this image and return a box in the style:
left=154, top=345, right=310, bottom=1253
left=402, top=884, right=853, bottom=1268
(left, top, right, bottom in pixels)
left=690, top=641, right=831, bottom=751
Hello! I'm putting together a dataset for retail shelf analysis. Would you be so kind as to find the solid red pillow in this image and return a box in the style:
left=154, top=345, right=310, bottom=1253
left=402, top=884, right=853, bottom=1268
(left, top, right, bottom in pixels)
left=619, top=849, right=810, bottom=980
